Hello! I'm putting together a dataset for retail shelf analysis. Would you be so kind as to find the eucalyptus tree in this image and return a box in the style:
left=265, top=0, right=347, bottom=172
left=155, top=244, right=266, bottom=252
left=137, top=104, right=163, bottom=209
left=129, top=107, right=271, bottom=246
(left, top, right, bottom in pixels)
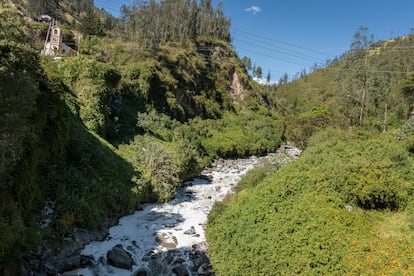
left=241, top=56, right=252, bottom=72
left=255, top=66, right=263, bottom=79
left=118, top=0, right=230, bottom=49
left=266, top=71, right=271, bottom=84
left=399, top=74, right=414, bottom=118
left=27, top=0, right=59, bottom=16
left=339, top=26, right=374, bottom=127
left=79, top=7, right=105, bottom=36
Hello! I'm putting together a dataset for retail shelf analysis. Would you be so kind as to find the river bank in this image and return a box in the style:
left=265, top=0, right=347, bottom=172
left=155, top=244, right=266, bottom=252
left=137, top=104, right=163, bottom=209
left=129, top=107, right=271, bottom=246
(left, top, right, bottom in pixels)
left=41, top=148, right=300, bottom=275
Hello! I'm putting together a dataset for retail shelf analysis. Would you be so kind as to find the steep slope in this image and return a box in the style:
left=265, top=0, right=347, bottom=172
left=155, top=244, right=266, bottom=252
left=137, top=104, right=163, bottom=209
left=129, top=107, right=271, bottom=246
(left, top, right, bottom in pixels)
left=271, top=34, right=414, bottom=147
left=0, top=6, right=143, bottom=274
left=206, top=31, right=414, bottom=275
left=207, top=128, right=414, bottom=274
left=1, top=2, right=286, bottom=274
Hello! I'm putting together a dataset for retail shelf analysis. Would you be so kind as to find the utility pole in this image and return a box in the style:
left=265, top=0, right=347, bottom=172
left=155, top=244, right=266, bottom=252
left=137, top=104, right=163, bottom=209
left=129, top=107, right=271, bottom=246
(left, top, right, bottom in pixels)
left=42, top=20, right=52, bottom=55
left=358, top=49, right=368, bottom=126
left=77, top=31, right=81, bottom=56
left=383, top=103, right=388, bottom=132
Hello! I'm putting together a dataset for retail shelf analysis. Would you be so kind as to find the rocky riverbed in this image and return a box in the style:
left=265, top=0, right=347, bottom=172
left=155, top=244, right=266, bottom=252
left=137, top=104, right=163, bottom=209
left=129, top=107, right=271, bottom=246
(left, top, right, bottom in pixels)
left=53, top=148, right=300, bottom=276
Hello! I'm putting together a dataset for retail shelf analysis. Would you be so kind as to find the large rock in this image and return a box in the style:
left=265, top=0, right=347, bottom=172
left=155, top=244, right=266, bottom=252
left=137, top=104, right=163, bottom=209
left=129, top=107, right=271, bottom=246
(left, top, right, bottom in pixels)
left=44, top=250, right=94, bottom=274
left=107, top=245, right=134, bottom=270
left=155, top=232, right=178, bottom=249
left=184, top=226, right=196, bottom=235
left=172, top=265, right=191, bottom=276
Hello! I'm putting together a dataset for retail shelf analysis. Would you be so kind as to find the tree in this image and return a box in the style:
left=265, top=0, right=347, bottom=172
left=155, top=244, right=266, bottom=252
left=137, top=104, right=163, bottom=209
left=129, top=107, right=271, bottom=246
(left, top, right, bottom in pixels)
left=27, top=0, right=59, bottom=17
left=279, top=73, right=288, bottom=85
left=79, top=7, right=105, bottom=36
left=255, top=66, right=262, bottom=79
left=266, top=71, right=271, bottom=84
left=339, top=26, right=374, bottom=127
left=399, top=74, right=414, bottom=118
left=118, top=0, right=231, bottom=47
left=241, top=56, right=252, bottom=72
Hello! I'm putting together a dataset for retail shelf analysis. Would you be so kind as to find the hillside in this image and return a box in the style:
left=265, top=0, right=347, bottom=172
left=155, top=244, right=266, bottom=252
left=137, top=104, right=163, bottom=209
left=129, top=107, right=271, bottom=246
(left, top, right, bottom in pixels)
left=207, top=128, right=414, bottom=274
left=276, top=33, right=414, bottom=112
left=206, top=29, right=414, bottom=275
left=0, top=1, right=283, bottom=274
left=2, top=0, right=414, bottom=274
left=269, top=29, right=414, bottom=148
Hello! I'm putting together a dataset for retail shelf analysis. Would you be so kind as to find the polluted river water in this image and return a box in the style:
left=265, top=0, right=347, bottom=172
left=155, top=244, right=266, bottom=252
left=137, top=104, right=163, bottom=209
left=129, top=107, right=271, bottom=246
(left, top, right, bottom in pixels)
left=72, top=148, right=300, bottom=276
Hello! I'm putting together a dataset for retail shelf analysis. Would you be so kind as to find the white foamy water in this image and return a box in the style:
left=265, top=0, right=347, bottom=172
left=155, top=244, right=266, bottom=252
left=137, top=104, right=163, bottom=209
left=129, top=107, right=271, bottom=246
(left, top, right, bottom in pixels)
left=76, top=156, right=261, bottom=275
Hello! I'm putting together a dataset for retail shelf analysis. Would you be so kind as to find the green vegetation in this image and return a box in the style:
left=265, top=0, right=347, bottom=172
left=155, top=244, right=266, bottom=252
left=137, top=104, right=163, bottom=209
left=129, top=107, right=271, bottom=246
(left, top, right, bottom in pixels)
left=207, top=128, right=414, bottom=274
left=205, top=19, right=414, bottom=276
left=0, top=2, right=284, bottom=273
left=0, top=7, right=144, bottom=272
left=3, top=0, right=414, bottom=274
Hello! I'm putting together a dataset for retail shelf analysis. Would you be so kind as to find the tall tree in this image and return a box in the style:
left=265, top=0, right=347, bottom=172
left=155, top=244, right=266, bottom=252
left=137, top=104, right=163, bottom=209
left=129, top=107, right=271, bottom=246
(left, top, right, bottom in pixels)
left=79, top=7, right=105, bottom=36
left=27, top=0, right=59, bottom=17
left=399, top=74, right=414, bottom=118
left=279, top=73, right=289, bottom=85
left=241, top=56, right=252, bottom=72
left=266, top=71, right=271, bottom=84
left=339, top=26, right=374, bottom=127
left=119, top=0, right=230, bottom=47
left=255, top=66, right=263, bottom=79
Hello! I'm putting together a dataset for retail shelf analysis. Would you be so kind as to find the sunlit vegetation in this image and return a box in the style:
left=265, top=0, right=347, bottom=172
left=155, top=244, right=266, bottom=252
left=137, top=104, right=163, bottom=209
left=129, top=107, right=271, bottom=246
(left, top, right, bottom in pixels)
left=3, top=0, right=414, bottom=274
left=207, top=128, right=414, bottom=274
left=0, top=2, right=285, bottom=273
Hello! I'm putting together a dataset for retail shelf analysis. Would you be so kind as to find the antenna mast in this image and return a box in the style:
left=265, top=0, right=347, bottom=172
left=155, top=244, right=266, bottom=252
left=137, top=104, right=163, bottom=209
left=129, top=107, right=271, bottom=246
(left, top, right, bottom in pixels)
left=43, top=19, right=52, bottom=54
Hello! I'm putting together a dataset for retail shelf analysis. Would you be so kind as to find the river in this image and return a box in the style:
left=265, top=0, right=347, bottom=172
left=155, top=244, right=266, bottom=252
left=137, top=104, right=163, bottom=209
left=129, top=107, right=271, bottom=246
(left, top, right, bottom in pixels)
left=69, top=148, right=300, bottom=276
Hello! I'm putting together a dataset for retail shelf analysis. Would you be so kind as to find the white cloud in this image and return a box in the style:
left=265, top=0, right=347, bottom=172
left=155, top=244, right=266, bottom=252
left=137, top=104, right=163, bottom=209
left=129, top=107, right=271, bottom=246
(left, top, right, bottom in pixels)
left=245, top=6, right=261, bottom=15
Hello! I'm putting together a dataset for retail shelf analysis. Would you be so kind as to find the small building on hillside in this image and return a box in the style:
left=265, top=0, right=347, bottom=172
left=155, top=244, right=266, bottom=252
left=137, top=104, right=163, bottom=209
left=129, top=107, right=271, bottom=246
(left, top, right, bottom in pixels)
left=41, top=24, right=77, bottom=57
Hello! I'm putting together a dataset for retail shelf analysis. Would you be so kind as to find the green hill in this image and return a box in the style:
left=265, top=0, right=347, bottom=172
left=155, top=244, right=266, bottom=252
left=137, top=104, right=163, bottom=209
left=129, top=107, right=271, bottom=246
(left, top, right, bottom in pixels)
left=206, top=28, right=414, bottom=275
left=207, top=128, right=414, bottom=274
left=271, top=28, right=414, bottom=147
left=2, top=0, right=414, bottom=274
left=0, top=1, right=283, bottom=273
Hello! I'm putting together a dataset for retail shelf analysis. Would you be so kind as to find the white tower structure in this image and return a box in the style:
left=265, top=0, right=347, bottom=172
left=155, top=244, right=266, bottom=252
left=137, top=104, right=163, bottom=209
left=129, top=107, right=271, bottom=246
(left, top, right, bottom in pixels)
left=42, top=21, right=76, bottom=57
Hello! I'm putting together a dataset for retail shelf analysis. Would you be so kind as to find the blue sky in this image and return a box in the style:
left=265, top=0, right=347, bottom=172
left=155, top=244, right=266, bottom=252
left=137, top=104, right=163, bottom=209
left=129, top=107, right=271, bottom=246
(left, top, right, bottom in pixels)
left=95, top=0, right=414, bottom=81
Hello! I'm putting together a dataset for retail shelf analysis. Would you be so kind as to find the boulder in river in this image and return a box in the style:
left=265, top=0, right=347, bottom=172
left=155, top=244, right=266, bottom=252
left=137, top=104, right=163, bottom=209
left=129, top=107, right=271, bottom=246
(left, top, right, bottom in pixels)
left=106, top=244, right=134, bottom=270
left=184, top=226, right=196, bottom=235
left=156, top=232, right=178, bottom=249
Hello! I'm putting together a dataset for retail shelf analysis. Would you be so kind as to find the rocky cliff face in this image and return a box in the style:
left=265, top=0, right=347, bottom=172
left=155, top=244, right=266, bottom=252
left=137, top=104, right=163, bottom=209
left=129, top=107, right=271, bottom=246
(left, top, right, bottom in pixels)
left=230, top=72, right=246, bottom=105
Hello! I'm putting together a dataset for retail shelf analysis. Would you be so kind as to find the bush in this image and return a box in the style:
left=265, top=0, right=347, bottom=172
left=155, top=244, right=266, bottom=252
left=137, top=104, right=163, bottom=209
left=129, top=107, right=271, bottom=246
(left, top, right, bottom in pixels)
left=307, top=129, right=413, bottom=210
left=206, top=128, right=414, bottom=274
left=55, top=57, right=122, bottom=136
left=131, top=135, right=181, bottom=202
left=285, top=107, right=332, bottom=148
left=199, top=112, right=285, bottom=158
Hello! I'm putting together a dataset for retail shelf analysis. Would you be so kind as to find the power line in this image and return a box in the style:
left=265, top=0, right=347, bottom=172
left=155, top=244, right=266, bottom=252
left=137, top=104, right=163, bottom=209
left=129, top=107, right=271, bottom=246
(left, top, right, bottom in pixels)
left=326, top=66, right=414, bottom=75
left=90, top=1, right=414, bottom=77
left=232, top=27, right=334, bottom=58
left=234, top=46, right=312, bottom=69
left=233, top=37, right=325, bottom=64
left=233, top=31, right=328, bottom=63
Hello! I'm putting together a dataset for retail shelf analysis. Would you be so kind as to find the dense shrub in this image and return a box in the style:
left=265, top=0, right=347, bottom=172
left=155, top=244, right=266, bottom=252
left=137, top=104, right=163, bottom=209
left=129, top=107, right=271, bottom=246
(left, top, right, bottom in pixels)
left=285, top=107, right=332, bottom=148
left=206, top=128, right=414, bottom=274
left=137, top=108, right=180, bottom=141
left=0, top=8, right=66, bottom=270
left=306, top=129, right=413, bottom=210
left=198, top=112, right=285, bottom=158
left=44, top=117, right=143, bottom=230
left=56, top=57, right=122, bottom=136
